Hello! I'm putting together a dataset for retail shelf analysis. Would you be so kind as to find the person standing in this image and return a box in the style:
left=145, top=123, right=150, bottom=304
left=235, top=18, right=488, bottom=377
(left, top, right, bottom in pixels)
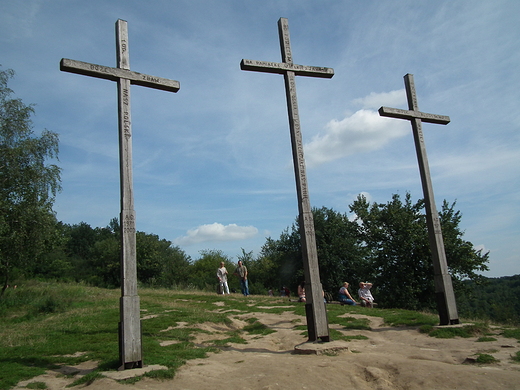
left=217, top=262, right=230, bottom=295
left=234, top=260, right=249, bottom=296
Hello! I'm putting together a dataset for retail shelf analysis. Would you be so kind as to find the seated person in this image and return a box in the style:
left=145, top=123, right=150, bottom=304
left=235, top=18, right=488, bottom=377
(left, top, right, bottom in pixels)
left=338, top=282, right=357, bottom=305
left=358, top=282, right=375, bottom=308
left=280, top=286, right=290, bottom=297
left=298, top=281, right=306, bottom=302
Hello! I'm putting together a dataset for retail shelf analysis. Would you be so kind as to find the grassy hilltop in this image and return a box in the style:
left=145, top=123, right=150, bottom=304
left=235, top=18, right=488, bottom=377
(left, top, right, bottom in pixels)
left=1, top=281, right=519, bottom=389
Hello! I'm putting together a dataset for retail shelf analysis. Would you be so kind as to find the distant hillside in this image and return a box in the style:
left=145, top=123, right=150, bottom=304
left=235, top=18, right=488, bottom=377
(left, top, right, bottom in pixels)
left=458, top=274, right=520, bottom=324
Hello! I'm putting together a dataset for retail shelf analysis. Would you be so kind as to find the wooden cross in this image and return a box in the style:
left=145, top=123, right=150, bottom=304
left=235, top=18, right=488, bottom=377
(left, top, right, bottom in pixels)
left=241, top=17, right=333, bottom=342
left=60, top=19, right=180, bottom=369
left=379, top=73, right=459, bottom=325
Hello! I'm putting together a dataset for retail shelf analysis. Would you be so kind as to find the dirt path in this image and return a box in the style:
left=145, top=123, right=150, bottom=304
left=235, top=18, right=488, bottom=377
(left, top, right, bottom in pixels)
left=14, top=309, right=520, bottom=390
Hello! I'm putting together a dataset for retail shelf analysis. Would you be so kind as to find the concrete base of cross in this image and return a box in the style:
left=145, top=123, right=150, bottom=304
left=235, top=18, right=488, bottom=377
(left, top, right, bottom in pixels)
left=294, top=340, right=350, bottom=355
left=103, top=364, right=168, bottom=380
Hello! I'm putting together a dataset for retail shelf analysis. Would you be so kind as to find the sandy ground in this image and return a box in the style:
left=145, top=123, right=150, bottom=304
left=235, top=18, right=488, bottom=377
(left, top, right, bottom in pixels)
left=14, top=307, right=520, bottom=390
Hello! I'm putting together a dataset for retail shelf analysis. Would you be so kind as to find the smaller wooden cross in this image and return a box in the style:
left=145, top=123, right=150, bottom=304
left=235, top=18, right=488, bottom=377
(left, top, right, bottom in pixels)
left=241, top=18, right=333, bottom=341
left=61, top=19, right=180, bottom=369
left=379, top=73, right=459, bottom=325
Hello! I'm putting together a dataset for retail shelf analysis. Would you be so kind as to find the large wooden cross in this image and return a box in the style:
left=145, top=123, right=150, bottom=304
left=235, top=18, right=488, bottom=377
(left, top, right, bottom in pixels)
left=241, top=18, right=333, bottom=342
left=60, top=19, right=180, bottom=369
left=379, top=73, right=459, bottom=325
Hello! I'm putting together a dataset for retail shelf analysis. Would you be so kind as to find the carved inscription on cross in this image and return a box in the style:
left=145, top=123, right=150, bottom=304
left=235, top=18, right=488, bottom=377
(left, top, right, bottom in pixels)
left=60, top=19, right=180, bottom=369
left=379, top=73, right=459, bottom=325
left=241, top=18, right=333, bottom=341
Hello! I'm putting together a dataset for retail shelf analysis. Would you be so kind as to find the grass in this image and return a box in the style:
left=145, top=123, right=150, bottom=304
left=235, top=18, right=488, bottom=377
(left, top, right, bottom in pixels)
left=475, top=353, right=499, bottom=364
left=25, top=382, right=47, bottom=390
left=2, top=281, right=519, bottom=389
left=501, top=328, right=520, bottom=364
left=328, top=328, right=368, bottom=342
left=0, top=283, right=218, bottom=389
left=67, top=372, right=105, bottom=387
left=501, top=328, right=520, bottom=341
left=243, top=318, right=276, bottom=336
left=420, top=323, right=491, bottom=339
left=476, top=336, right=497, bottom=342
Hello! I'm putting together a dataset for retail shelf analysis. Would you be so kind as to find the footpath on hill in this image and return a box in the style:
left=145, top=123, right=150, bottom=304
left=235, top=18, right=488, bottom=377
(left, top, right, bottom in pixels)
left=14, top=304, right=520, bottom=390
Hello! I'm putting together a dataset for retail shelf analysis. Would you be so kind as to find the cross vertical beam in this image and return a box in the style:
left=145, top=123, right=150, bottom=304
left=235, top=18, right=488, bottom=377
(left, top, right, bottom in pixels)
left=116, top=20, right=141, bottom=370
left=60, top=19, right=180, bottom=369
left=241, top=18, right=333, bottom=341
left=379, top=73, right=459, bottom=325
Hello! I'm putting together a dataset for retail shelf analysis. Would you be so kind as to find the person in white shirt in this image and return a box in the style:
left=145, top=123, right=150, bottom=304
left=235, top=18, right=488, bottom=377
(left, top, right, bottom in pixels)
left=358, top=282, right=375, bottom=308
left=217, top=262, right=230, bottom=294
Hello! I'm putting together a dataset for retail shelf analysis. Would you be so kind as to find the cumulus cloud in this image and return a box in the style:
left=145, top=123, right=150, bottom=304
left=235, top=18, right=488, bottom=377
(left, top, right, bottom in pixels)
left=305, top=109, right=408, bottom=167
left=304, top=90, right=409, bottom=167
left=352, top=89, right=406, bottom=109
left=174, top=223, right=258, bottom=246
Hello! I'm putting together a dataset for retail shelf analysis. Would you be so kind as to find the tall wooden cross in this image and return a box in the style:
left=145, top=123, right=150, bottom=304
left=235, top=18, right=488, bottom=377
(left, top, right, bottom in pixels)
left=379, top=73, right=459, bottom=325
left=241, top=18, right=333, bottom=342
left=60, top=19, right=180, bottom=369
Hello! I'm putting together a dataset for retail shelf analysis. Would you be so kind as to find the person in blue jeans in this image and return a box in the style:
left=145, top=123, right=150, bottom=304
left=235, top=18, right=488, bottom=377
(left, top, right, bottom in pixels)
left=234, top=260, right=249, bottom=296
left=338, top=282, right=357, bottom=305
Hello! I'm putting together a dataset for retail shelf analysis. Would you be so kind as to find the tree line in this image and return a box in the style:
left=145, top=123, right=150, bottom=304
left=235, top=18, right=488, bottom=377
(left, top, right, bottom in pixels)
left=2, top=66, right=517, bottom=324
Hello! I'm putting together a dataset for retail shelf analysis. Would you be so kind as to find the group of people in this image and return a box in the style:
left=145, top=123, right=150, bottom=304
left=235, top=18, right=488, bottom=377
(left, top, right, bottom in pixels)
left=296, top=281, right=374, bottom=307
left=217, top=260, right=249, bottom=296
left=217, top=260, right=375, bottom=307
left=338, top=281, right=376, bottom=307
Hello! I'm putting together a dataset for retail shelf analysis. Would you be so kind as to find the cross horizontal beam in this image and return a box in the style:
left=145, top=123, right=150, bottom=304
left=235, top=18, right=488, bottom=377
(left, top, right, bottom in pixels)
left=379, top=106, right=450, bottom=125
left=60, top=58, right=180, bottom=93
left=240, top=59, right=334, bottom=78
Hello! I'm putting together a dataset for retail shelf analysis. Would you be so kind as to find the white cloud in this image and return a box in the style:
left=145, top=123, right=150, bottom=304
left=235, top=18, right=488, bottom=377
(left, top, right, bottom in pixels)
left=352, top=89, right=406, bottom=109
left=174, top=223, right=258, bottom=246
left=304, top=109, right=408, bottom=167
left=474, top=244, right=489, bottom=254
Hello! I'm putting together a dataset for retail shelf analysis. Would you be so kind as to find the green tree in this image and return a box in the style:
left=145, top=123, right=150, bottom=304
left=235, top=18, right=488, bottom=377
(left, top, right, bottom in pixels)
left=31, top=221, right=74, bottom=280
left=258, top=207, right=365, bottom=296
left=189, top=249, right=234, bottom=291
left=438, top=199, right=489, bottom=284
left=312, top=207, right=368, bottom=294
left=54, top=218, right=192, bottom=288
left=257, top=228, right=301, bottom=296
left=136, top=231, right=191, bottom=287
left=248, top=243, right=282, bottom=294
left=158, top=244, right=191, bottom=288
left=89, top=236, right=120, bottom=287
left=350, top=193, right=489, bottom=310
left=350, top=193, right=433, bottom=309
left=458, top=275, right=520, bottom=324
left=0, top=68, right=61, bottom=295
left=58, top=221, right=115, bottom=285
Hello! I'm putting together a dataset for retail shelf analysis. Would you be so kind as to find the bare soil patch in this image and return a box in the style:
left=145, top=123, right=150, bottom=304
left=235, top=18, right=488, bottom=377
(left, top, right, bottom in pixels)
left=13, top=310, right=520, bottom=390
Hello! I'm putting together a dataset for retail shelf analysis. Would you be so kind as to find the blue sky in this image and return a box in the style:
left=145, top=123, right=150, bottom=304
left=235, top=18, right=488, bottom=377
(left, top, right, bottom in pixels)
left=1, top=0, right=518, bottom=277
